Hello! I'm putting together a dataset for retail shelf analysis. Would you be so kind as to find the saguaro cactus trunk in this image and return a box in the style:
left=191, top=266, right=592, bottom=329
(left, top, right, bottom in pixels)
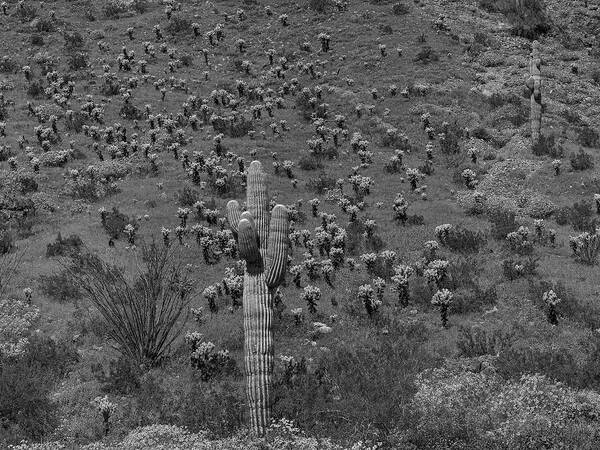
left=227, top=161, right=289, bottom=435
left=526, top=40, right=542, bottom=146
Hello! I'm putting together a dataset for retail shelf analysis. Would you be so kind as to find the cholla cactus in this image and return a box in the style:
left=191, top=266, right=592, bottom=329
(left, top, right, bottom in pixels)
left=552, top=159, right=561, bottom=176
left=393, top=193, right=409, bottom=225
left=525, top=40, right=542, bottom=147
left=431, top=288, right=453, bottom=328
left=392, top=265, right=413, bottom=307
left=542, top=289, right=560, bottom=325
left=360, top=252, right=378, bottom=274
left=594, top=193, right=600, bottom=214
left=358, top=284, right=380, bottom=317
left=309, top=198, right=320, bottom=217
left=461, top=168, right=477, bottom=189
left=226, top=161, right=289, bottom=435
left=161, top=227, right=171, bottom=247
left=424, top=259, right=449, bottom=288
left=507, top=226, right=533, bottom=255
left=124, top=224, right=136, bottom=245
left=373, top=277, right=386, bottom=304
left=569, top=229, right=600, bottom=265
left=435, top=224, right=453, bottom=246
left=302, top=285, right=321, bottom=314
left=290, top=307, right=303, bottom=325
left=406, top=168, right=422, bottom=190
left=422, top=240, right=439, bottom=263
left=91, top=395, right=117, bottom=436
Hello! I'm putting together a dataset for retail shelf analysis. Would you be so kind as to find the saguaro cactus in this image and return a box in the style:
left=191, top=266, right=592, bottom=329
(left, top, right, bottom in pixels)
left=226, top=161, right=289, bottom=435
left=526, top=40, right=542, bottom=146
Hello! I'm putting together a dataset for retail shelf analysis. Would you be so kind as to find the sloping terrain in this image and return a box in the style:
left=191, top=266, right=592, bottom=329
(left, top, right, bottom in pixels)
left=2, top=0, right=600, bottom=448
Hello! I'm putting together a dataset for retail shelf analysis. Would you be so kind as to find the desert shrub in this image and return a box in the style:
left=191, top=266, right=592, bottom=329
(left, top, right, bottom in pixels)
left=487, top=207, right=519, bottom=240
left=298, top=154, right=323, bottom=171
left=101, top=207, right=131, bottom=240
left=16, top=2, right=37, bottom=22
left=308, top=0, right=334, bottom=12
left=67, top=52, right=89, bottom=71
left=211, top=116, right=253, bottom=138
left=413, top=46, right=439, bottom=64
left=92, top=355, right=142, bottom=395
left=26, top=80, right=45, bottom=99
left=439, top=121, right=463, bottom=155
left=531, top=134, right=564, bottom=158
left=119, top=102, right=143, bottom=120
left=478, top=0, right=551, bottom=40
left=569, top=200, right=598, bottom=232
left=392, top=2, right=410, bottom=15
left=0, top=146, right=15, bottom=162
left=31, top=34, right=45, bottom=46
left=0, top=56, right=17, bottom=73
left=63, top=30, right=85, bottom=50
left=577, top=124, right=600, bottom=148
left=273, top=321, right=438, bottom=443
left=456, top=322, right=517, bottom=357
left=64, top=241, right=196, bottom=366
left=102, top=0, right=130, bottom=18
left=38, top=270, right=81, bottom=304
left=0, top=334, right=78, bottom=445
left=0, top=229, right=15, bottom=255
left=166, top=14, right=192, bottom=36
left=177, top=185, right=200, bottom=207
left=307, top=171, right=336, bottom=194
left=35, top=17, right=56, bottom=33
left=46, top=232, right=83, bottom=257
left=179, top=54, right=193, bottom=67
left=570, top=148, right=594, bottom=171
left=437, top=225, right=487, bottom=253
left=409, top=365, right=600, bottom=449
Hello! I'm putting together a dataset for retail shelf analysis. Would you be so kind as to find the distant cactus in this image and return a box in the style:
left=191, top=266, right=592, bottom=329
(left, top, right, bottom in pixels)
left=526, top=40, right=542, bottom=147
left=226, top=161, right=290, bottom=435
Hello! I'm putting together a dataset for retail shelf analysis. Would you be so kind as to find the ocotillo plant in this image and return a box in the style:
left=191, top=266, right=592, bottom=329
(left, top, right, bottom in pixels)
left=226, top=160, right=289, bottom=436
left=526, top=40, right=542, bottom=147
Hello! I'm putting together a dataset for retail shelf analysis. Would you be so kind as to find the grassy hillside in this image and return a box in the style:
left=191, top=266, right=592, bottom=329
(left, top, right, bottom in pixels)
left=2, top=0, right=600, bottom=448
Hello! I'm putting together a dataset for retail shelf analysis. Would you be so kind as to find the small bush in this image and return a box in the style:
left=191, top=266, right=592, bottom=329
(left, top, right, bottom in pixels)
left=577, top=125, right=600, bottom=148
left=177, top=185, right=200, bottom=207
left=92, top=355, right=142, bottom=395
left=392, top=2, right=410, bottom=15
left=101, top=207, right=131, bottom=240
left=308, top=0, right=334, bottom=13
left=166, top=14, right=192, bottom=36
left=487, top=207, right=519, bottom=240
left=103, top=0, right=129, bottom=18
left=31, top=34, right=45, bottom=46
left=36, top=18, right=56, bottom=33
left=27, top=80, right=46, bottom=99
left=46, top=233, right=83, bottom=257
left=38, top=270, right=81, bottom=304
left=570, top=148, right=594, bottom=171
left=531, top=134, right=564, bottom=158
left=67, top=52, right=89, bottom=71
left=298, top=154, right=323, bottom=171
left=437, top=225, right=487, bottom=253
left=307, top=171, right=336, bottom=194
left=413, top=46, right=439, bottom=64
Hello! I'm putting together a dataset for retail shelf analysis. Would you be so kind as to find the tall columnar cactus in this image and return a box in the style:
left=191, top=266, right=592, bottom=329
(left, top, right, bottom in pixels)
left=226, top=161, right=289, bottom=435
left=526, top=40, right=542, bottom=146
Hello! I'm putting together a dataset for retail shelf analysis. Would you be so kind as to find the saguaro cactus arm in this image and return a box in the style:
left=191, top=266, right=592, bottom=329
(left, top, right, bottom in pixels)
left=526, top=40, right=542, bottom=146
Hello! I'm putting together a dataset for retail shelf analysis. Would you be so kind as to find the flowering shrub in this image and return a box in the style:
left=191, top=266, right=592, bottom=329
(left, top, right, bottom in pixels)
left=411, top=365, right=600, bottom=448
left=0, top=297, right=39, bottom=358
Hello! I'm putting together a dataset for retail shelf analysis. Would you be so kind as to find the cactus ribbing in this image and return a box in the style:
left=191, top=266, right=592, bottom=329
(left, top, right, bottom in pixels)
left=526, top=40, right=542, bottom=146
left=227, top=161, right=289, bottom=435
